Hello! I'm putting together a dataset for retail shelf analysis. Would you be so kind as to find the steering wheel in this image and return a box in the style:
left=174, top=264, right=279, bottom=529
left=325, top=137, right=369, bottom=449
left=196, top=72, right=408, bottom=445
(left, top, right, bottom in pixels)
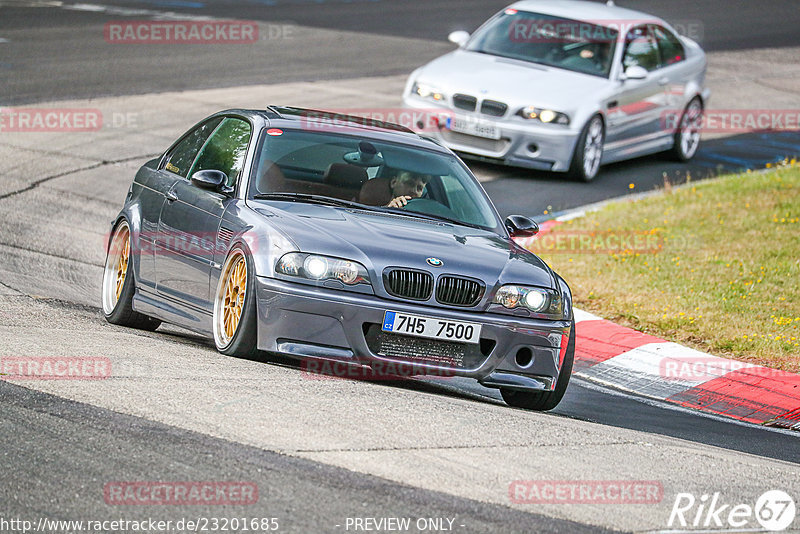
left=402, top=198, right=459, bottom=219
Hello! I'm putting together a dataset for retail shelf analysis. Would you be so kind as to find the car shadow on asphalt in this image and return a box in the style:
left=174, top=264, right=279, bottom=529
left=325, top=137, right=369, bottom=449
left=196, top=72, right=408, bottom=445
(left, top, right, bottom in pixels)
left=141, top=325, right=800, bottom=462
left=237, top=349, right=509, bottom=407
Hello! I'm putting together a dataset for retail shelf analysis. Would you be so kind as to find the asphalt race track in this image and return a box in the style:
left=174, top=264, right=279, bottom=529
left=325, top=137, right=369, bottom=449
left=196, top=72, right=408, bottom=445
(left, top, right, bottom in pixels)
left=3, top=0, right=800, bottom=214
left=0, top=1, right=799, bottom=532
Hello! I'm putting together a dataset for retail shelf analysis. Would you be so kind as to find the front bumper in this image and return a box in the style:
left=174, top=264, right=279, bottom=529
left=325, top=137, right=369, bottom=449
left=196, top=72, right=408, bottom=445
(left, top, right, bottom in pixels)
left=256, top=276, right=572, bottom=392
left=403, top=97, right=579, bottom=173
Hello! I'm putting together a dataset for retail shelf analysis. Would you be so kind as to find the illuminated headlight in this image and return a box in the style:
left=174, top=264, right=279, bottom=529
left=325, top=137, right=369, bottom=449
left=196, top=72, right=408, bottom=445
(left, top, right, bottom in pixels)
left=276, top=253, right=369, bottom=286
left=494, top=285, right=563, bottom=316
left=517, top=106, right=570, bottom=125
left=412, top=81, right=445, bottom=103
left=524, top=289, right=547, bottom=310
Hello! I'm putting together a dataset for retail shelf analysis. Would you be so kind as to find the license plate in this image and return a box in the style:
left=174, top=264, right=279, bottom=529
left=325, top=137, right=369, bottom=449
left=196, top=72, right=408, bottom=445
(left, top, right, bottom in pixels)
left=381, top=311, right=481, bottom=344
left=447, top=116, right=501, bottom=140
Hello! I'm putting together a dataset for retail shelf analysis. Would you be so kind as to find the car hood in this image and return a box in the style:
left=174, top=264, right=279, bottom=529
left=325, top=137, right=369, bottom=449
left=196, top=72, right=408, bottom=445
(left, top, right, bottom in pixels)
left=255, top=202, right=555, bottom=290
left=416, top=50, right=610, bottom=112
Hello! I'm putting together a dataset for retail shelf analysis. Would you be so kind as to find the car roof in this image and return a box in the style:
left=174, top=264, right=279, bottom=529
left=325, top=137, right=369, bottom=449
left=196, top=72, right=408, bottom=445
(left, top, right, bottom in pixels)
left=508, top=0, right=666, bottom=27
left=217, top=107, right=448, bottom=153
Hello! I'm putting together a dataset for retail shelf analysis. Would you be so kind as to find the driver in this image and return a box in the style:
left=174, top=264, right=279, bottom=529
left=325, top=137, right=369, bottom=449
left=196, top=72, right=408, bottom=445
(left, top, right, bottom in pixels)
left=386, top=171, right=430, bottom=208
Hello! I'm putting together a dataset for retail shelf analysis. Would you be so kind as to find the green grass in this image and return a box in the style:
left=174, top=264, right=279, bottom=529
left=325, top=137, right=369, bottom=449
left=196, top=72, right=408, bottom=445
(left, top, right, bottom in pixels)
left=535, top=161, right=800, bottom=372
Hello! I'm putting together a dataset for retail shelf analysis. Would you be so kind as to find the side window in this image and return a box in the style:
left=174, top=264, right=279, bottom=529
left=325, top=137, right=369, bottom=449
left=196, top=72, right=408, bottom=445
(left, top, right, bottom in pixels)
left=623, top=26, right=660, bottom=72
left=162, top=117, right=222, bottom=178
left=189, top=118, right=253, bottom=187
left=652, top=25, right=685, bottom=66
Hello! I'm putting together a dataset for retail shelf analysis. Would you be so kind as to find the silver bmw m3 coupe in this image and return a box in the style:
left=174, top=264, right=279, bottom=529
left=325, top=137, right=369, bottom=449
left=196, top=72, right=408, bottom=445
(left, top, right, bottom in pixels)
left=402, top=0, right=710, bottom=181
left=102, top=108, right=575, bottom=410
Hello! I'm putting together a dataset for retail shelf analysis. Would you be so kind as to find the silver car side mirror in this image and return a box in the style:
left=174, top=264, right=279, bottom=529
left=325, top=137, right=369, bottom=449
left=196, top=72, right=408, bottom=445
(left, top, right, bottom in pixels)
left=448, top=31, right=470, bottom=47
left=622, top=65, right=648, bottom=81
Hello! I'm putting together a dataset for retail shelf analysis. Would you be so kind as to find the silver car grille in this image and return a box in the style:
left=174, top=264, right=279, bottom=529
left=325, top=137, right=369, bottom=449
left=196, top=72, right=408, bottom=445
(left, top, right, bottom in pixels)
left=452, top=94, right=508, bottom=117
left=452, top=94, right=477, bottom=111
left=480, top=99, right=508, bottom=117
left=435, top=276, right=483, bottom=307
left=384, top=269, right=434, bottom=300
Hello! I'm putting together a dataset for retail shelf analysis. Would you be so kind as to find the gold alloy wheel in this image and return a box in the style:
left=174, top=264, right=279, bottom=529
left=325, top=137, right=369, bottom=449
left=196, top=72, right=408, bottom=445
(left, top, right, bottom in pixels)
left=115, top=231, right=130, bottom=301
left=214, top=248, right=248, bottom=348
left=222, top=256, right=247, bottom=341
left=102, top=221, right=131, bottom=315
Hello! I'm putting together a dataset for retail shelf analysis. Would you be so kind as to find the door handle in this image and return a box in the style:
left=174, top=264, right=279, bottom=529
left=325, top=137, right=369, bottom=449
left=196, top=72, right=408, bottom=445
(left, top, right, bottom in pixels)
left=165, top=190, right=178, bottom=202
left=658, top=77, right=669, bottom=86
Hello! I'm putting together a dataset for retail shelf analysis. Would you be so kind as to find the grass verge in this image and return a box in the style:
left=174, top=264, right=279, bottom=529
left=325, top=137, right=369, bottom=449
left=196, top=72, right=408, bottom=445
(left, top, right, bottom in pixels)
left=532, top=163, right=800, bottom=372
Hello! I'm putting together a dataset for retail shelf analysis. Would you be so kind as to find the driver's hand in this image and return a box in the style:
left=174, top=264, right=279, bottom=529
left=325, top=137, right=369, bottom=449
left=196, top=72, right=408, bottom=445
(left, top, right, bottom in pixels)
left=386, top=196, right=412, bottom=208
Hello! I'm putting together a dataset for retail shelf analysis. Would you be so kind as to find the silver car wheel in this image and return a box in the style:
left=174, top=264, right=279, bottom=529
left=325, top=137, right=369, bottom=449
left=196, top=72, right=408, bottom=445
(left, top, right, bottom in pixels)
left=678, top=99, right=703, bottom=159
left=583, top=117, right=604, bottom=179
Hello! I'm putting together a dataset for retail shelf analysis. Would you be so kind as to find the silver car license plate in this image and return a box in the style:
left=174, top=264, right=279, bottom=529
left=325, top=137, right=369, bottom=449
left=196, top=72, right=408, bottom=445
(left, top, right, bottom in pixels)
left=381, top=311, right=481, bottom=344
left=447, top=116, right=501, bottom=140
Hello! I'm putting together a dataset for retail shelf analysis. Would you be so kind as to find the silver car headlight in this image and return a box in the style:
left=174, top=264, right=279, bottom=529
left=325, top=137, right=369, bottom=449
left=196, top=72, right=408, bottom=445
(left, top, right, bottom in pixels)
left=493, top=285, right=563, bottom=317
left=276, top=252, right=370, bottom=286
left=411, top=81, right=446, bottom=103
left=517, top=106, right=570, bottom=125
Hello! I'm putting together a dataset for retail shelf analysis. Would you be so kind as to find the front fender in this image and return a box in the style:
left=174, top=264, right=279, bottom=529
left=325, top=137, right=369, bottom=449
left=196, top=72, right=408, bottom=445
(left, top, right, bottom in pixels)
left=554, top=272, right=574, bottom=322
left=212, top=202, right=298, bottom=295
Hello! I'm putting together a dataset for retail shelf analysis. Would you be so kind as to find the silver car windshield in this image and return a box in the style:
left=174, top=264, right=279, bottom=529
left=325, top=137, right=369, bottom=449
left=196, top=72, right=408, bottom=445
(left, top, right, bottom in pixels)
left=466, top=10, right=618, bottom=78
left=250, top=128, right=502, bottom=232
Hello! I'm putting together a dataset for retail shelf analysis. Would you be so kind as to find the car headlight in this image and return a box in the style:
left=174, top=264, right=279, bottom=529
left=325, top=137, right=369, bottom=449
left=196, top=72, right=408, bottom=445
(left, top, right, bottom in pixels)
left=411, top=81, right=446, bottom=103
left=517, top=106, right=570, bottom=125
left=276, top=252, right=370, bottom=286
left=493, top=285, right=563, bottom=316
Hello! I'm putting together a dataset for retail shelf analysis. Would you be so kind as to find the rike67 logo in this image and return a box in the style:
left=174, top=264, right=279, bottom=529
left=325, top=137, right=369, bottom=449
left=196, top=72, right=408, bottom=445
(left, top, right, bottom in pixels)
left=668, top=490, right=796, bottom=531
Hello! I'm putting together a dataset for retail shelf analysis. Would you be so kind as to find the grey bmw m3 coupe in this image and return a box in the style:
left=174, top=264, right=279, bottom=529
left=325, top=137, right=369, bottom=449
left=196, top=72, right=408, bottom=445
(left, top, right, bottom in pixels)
left=102, top=107, right=575, bottom=410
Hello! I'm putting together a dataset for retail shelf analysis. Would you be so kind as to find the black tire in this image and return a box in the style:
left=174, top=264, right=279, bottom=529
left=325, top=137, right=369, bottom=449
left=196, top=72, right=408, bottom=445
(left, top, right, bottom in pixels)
left=567, top=115, right=605, bottom=182
left=500, top=322, right=575, bottom=411
left=669, top=97, right=703, bottom=162
left=212, top=244, right=258, bottom=358
left=101, top=220, right=161, bottom=331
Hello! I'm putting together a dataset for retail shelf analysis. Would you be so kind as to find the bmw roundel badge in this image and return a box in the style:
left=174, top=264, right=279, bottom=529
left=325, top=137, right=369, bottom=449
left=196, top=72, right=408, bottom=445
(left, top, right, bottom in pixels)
left=426, top=257, right=443, bottom=267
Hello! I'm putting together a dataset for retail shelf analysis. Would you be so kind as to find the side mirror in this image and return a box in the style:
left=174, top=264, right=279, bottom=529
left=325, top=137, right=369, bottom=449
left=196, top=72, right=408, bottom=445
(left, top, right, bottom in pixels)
left=191, top=169, right=229, bottom=192
left=621, top=65, right=648, bottom=81
left=448, top=30, right=470, bottom=47
left=505, top=215, right=539, bottom=238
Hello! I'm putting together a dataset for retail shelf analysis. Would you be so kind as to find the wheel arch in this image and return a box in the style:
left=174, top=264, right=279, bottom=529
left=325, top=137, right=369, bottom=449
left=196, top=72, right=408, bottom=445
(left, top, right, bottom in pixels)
left=108, top=204, right=144, bottom=286
left=554, top=272, right=574, bottom=322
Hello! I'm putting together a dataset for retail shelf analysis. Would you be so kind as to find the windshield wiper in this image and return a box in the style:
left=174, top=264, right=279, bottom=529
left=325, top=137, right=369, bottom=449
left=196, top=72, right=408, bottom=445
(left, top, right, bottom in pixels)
left=253, top=193, right=371, bottom=210
left=470, top=48, right=548, bottom=68
left=254, top=193, right=489, bottom=230
left=382, top=207, right=487, bottom=231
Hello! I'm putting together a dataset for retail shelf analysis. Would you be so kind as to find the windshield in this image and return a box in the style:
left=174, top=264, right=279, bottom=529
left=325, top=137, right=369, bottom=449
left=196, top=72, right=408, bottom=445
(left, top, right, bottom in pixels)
left=466, top=10, right=618, bottom=78
left=249, top=128, right=502, bottom=232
